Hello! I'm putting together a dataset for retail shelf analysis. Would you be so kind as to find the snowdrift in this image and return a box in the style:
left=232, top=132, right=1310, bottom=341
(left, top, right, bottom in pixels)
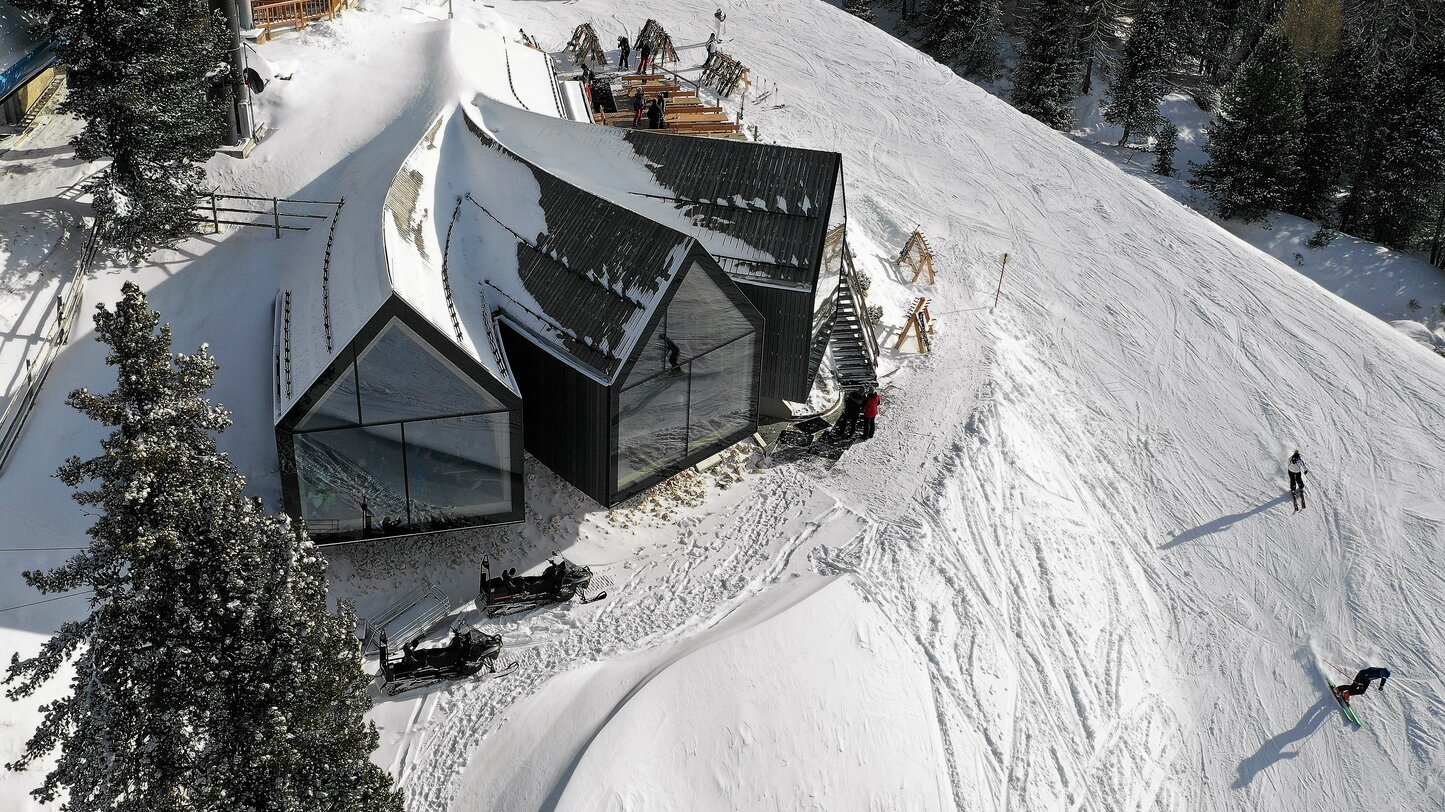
left=450, top=576, right=952, bottom=811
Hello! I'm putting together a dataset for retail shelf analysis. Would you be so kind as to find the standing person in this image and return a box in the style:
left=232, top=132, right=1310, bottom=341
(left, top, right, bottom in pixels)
left=1287, top=450, right=1308, bottom=512
left=663, top=335, right=682, bottom=374
left=1334, top=666, right=1391, bottom=701
left=837, top=389, right=864, bottom=438
left=657, top=91, right=669, bottom=127
left=637, top=41, right=653, bottom=74
left=646, top=98, right=662, bottom=129
left=631, top=88, right=646, bottom=126
left=706, top=32, right=718, bottom=60
left=862, top=388, right=881, bottom=440
left=618, top=35, right=631, bottom=69
left=713, top=8, right=727, bottom=41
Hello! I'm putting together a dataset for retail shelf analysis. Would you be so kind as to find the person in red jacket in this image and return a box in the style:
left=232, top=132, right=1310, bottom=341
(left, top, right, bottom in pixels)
left=862, top=388, right=881, bottom=440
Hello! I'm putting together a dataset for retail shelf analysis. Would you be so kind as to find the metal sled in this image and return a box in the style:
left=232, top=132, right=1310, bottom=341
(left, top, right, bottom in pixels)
left=361, top=579, right=451, bottom=653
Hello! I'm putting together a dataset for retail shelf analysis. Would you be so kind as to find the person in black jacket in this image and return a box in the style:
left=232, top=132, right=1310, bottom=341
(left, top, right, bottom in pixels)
left=837, top=390, right=864, bottom=438
left=637, top=41, right=653, bottom=74
left=618, top=36, right=631, bottom=69
left=646, top=99, right=663, bottom=129
left=1335, top=667, right=1391, bottom=700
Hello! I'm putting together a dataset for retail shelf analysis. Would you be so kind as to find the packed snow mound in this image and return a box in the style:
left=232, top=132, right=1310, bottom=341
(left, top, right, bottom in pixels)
left=449, top=576, right=952, bottom=811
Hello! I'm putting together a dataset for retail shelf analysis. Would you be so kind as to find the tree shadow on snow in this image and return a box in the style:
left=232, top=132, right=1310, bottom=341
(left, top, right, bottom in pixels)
left=1158, top=493, right=1291, bottom=550
left=1232, top=695, right=1334, bottom=789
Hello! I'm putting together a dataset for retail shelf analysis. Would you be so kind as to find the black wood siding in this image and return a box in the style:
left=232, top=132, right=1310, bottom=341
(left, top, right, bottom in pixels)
left=737, top=283, right=813, bottom=402
left=499, top=321, right=612, bottom=503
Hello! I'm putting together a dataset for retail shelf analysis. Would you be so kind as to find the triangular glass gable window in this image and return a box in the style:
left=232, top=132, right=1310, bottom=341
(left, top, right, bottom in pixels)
left=356, top=319, right=506, bottom=423
left=296, top=365, right=360, bottom=431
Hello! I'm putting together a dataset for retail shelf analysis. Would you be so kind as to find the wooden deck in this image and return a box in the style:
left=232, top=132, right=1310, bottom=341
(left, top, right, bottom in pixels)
left=596, top=73, right=744, bottom=139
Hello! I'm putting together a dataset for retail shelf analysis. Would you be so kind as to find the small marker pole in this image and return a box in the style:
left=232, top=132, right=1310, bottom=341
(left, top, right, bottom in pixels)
left=991, top=252, right=1010, bottom=313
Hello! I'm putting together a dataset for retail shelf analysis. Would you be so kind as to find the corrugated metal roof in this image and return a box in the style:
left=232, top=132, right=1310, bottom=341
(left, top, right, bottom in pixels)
left=457, top=111, right=693, bottom=381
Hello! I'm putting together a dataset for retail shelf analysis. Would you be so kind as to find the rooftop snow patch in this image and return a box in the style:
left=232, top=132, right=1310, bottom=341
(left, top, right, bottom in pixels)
left=467, top=95, right=840, bottom=289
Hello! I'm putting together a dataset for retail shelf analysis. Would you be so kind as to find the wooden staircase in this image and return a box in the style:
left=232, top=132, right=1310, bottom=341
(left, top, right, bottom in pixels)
left=603, top=73, right=744, bottom=139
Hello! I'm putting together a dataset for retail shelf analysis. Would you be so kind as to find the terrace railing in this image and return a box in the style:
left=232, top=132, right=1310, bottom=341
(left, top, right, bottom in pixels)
left=0, top=221, right=97, bottom=476
left=252, top=0, right=351, bottom=42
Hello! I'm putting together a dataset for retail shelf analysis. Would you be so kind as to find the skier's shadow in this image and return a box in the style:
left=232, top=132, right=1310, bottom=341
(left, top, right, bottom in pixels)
left=1232, top=696, right=1334, bottom=788
left=1159, top=494, right=1292, bottom=550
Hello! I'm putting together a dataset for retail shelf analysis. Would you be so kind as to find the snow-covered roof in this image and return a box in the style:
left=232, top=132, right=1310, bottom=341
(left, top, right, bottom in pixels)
left=275, top=20, right=567, bottom=422
left=0, top=2, right=54, bottom=101
left=468, top=95, right=841, bottom=290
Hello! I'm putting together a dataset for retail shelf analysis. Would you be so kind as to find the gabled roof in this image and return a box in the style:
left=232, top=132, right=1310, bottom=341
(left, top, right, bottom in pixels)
left=469, top=96, right=842, bottom=290
left=446, top=106, right=695, bottom=382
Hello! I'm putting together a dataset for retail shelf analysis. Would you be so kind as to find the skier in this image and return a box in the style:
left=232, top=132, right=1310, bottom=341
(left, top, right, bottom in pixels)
left=637, top=41, right=653, bottom=74
left=1287, top=450, right=1308, bottom=511
left=618, top=35, right=631, bottom=69
left=706, top=32, right=718, bottom=60
left=631, top=88, right=646, bottom=126
left=1334, top=666, right=1391, bottom=700
left=646, top=98, right=663, bottom=130
left=862, top=388, right=881, bottom=440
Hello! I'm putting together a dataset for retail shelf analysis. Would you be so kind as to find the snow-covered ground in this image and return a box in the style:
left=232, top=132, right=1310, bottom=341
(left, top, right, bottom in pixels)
left=2, top=1, right=1445, bottom=810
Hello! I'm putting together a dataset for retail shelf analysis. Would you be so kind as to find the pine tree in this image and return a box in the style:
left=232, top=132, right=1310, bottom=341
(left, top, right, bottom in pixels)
left=1076, top=0, right=1125, bottom=95
left=1289, top=55, right=1345, bottom=221
left=1190, top=31, right=1305, bottom=220
left=844, top=0, right=876, bottom=23
left=1011, top=0, right=1084, bottom=130
left=1154, top=120, right=1179, bottom=175
left=1102, top=0, right=1173, bottom=145
left=1339, top=44, right=1445, bottom=250
left=20, top=1, right=228, bottom=256
left=923, top=0, right=1002, bottom=78
left=3, top=283, right=403, bottom=812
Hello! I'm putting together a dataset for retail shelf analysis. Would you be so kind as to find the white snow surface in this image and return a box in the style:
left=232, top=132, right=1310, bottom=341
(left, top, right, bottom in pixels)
left=0, top=1, right=1443, bottom=811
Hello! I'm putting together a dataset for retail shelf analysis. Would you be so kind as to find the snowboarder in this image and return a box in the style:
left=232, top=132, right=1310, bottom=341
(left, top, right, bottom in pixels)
left=646, top=99, right=663, bottom=130
left=862, top=389, right=881, bottom=440
left=631, top=88, right=646, bottom=126
left=837, top=389, right=864, bottom=438
left=1287, top=450, right=1308, bottom=511
left=1334, top=666, right=1391, bottom=700
left=637, top=41, right=653, bottom=74
left=618, top=35, right=631, bottom=69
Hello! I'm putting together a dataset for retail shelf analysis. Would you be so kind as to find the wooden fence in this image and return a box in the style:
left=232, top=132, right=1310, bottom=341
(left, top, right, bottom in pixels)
left=252, top=0, right=352, bottom=42
left=194, top=192, right=342, bottom=238
left=0, top=222, right=97, bottom=475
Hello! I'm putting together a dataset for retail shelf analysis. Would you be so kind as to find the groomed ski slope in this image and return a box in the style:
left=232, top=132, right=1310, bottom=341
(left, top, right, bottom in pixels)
left=0, top=0, right=1442, bottom=810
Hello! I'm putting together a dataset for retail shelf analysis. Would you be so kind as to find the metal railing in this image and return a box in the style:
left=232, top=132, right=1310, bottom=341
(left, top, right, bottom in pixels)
left=0, top=221, right=96, bottom=475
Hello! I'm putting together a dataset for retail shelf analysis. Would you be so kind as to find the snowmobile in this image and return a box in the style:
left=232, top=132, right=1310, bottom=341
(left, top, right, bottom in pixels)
left=479, top=554, right=607, bottom=617
left=376, top=624, right=516, bottom=696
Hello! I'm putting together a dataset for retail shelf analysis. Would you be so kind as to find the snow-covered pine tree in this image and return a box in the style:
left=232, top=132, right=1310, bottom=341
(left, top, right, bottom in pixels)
left=1190, top=31, right=1305, bottom=221
left=1153, top=120, right=1179, bottom=175
left=844, top=0, right=876, bottom=23
left=923, top=0, right=1002, bottom=79
left=1288, top=55, right=1346, bottom=222
left=1075, top=0, right=1124, bottom=95
left=19, top=0, right=228, bottom=256
left=3, top=283, right=402, bottom=812
left=1101, top=0, right=1172, bottom=146
left=1011, top=0, right=1084, bottom=130
left=1339, top=42, right=1445, bottom=251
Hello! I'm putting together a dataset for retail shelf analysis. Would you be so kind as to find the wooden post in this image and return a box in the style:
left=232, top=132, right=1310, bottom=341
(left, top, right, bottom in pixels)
left=272, top=197, right=281, bottom=239
left=210, top=192, right=219, bottom=233
left=991, top=252, right=1009, bottom=312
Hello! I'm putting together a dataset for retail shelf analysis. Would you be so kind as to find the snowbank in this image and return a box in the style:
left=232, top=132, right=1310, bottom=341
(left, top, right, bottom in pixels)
left=449, top=576, right=951, bottom=811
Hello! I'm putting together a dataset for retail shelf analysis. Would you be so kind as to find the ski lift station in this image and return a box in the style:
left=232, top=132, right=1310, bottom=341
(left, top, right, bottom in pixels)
left=272, top=29, right=850, bottom=544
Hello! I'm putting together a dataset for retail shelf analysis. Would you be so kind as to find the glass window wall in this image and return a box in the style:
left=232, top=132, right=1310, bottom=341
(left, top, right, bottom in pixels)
left=616, top=264, right=758, bottom=492
left=356, top=321, right=507, bottom=423
left=404, top=414, right=513, bottom=528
